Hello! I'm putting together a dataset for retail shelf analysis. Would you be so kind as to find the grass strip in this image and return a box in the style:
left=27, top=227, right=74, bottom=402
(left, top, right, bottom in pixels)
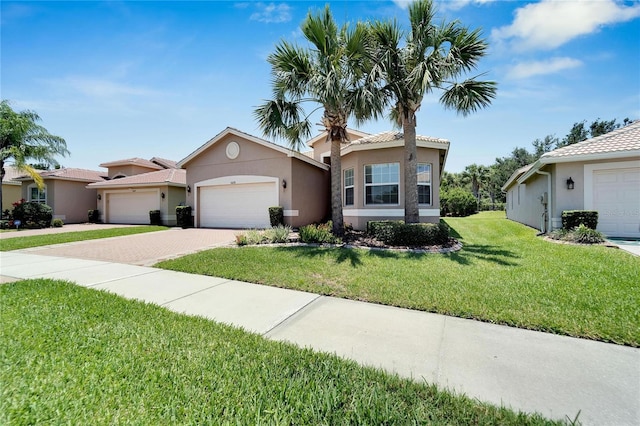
left=0, top=226, right=168, bottom=251
left=0, top=279, right=560, bottom=425
left=156, top=212, right=640, bottom=346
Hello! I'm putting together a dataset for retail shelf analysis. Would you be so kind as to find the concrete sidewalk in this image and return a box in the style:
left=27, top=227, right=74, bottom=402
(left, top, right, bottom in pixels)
left=1, top=251, right=638, bottom=425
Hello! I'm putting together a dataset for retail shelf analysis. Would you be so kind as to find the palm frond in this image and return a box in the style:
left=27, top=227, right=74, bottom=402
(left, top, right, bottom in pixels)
left=440, top=79, right=497, bottom=116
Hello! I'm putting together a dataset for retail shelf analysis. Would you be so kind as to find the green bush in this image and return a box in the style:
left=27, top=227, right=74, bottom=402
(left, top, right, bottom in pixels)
left=562, top=210, right=598, bottom=230
left=367, top=221, right=450, bottom=247
left=176, top=206, right=193, bottom=228
left=299, top=222, right=340, bottom=244
left=235, top=225, right=292, bottom=246
left=51, top=218, right=64, bottom=227
left=268, top=206, right=284, bottom=227
left=12, top=201, right=53, bottom=229
left=548, top=224, right=604, bottom=244
left=149, top=210, right=162, bottom=226
left=88, top=209, right=100, bottom=223
left=440, top=188, right=476, bottom=217
left=265, top=225, right=291, bottom=243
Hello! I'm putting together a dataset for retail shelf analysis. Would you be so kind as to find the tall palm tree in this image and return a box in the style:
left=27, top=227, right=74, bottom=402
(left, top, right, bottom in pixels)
left=369, top=0, right=497, bottom=223
left=0, top=100, right=68, bottom=214
left=254, top=6, right=384, bottom=236
left=462, top=163, right=489, bottom=208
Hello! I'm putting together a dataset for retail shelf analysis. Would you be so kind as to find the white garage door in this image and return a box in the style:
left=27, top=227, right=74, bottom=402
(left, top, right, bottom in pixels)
left=592, top=168, right=640, bottom=238
left=107, top=191, right=159, bottom=224
left=199, top=182, right=277, bottom=228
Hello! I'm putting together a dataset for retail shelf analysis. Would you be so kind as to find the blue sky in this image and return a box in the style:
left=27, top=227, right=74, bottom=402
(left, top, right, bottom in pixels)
left=2, top=0, right=639, bottom=173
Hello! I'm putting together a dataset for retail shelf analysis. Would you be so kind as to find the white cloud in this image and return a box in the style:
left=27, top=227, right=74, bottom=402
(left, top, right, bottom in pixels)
left=506, top=57, right=583, bottom=79
left=492, top=0, right=640, bottom=51
left=249, top=2, right=292, bottom=23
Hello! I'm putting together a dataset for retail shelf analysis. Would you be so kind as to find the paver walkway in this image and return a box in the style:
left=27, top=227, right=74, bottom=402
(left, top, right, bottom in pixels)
left=13, top=227, right=237, bottom=266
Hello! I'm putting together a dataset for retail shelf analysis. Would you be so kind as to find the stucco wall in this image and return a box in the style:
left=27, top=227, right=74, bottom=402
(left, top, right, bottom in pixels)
left=341, top=146, right=442, bottom=230
left=2, top=184, right=22, bottom=211
left=22, top=179, right=97, bottom=224
left=107, top=165, right=157, bottom=179
left=164, top=186, right=186, bottom=226
left=505, top=171, right=549, bottom=232
left=290, top=159, right=330, bottom=227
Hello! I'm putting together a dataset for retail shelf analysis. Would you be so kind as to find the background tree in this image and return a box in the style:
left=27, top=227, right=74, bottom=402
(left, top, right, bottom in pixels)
left=461, top=163, right=488, bottom=206
left=370, top=0, right=496, bottom=223
left=531, top=135, right=559, bottom=159
left=0, top=100, right=68, bottom=213
left=254, top=7, right=383, bottom=236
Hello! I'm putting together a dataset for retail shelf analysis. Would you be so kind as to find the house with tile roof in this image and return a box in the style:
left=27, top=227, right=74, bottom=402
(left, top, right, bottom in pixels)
left=1, top=166, right=24, bottom=212
left=15, top=168, right=108, bottom=224
left=502, top=120, right=640, bottom=238
left=178, top=126, right=449, bottom=230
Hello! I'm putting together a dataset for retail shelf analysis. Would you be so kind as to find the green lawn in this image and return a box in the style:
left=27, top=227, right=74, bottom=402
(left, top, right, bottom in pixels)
left=0, top=279, right=559, bottom=425
left=0, top=226, right=169, bottom=251
left=157, top=212, right=640, bottom=347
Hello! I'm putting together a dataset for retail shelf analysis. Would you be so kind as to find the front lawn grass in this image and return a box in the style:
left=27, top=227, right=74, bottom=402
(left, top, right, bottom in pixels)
left=0, top=226, right=169, bottom=251
left=157, top=212, right=640, bottom=347
left=0, top=279, right=559, bottom=425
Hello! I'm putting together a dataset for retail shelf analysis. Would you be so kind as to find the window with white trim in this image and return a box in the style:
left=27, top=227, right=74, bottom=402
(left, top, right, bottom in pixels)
left=29, top=185, right=47, bottom=204
left=344, top=168, right=354, bottom=206
left=417, top=163, right=431, bottom=204
left=365, top=163, right=399, bottom=205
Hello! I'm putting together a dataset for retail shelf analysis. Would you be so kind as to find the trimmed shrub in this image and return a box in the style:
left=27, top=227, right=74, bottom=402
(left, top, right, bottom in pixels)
left=176, top=206, right=193, bottom=228
left=149, top=210, right=162, bottom=226
left=12, top=201, right=53, bottom=229
left=562, top=210, right=598, bottom=230
left=88, top=209, right=100, bottom=223
left=265, top=225, right=291, bottom=243
left=367, top=221, right=450, bottom=247
left=299, top=222, right=340, bottom=244
left=268, top=206, right=284, bottom=227
left=440, top=188, right=476, bottom=217
left=569, top=224, right=605, bottom=244
left=52, top=218, right=64, bottom=227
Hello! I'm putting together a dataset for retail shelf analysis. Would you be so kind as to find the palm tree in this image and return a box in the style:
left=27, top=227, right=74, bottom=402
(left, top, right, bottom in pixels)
left=254, top=6, right=384, bottom=236
left=0, top=100, right=68, bottom=213
left=462, top=163, right=489, bottom=208
left=369, top=0, right=497, bottom=223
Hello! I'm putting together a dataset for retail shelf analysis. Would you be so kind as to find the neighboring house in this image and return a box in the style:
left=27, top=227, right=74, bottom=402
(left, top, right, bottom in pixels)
left=178, top=127, right=330, bottom=229
left=87, top=157, right=186, bottom=226
left=178, top=127, right=449, bottom=230
left=502, top=120, right=640, bottom=238
left=15, top=168, right=107, bottom=223
left=1, top=166, right=23, bottom=212
left=309, top=130, right=449, bottom=230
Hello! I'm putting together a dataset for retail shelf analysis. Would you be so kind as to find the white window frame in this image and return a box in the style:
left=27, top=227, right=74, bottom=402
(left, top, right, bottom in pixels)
left=28, top=184, right=47, bottom=204
left=417, top=163, right=432, bottom=205
left=364, top=162, right=400, bottom=206
left=344, top=168, right=354, bottom=206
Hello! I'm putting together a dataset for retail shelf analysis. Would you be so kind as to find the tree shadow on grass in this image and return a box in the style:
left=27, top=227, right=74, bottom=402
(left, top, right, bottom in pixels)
left=275, top=246, right=363, bottom=267
left=444, top=244, right=520, bottom=266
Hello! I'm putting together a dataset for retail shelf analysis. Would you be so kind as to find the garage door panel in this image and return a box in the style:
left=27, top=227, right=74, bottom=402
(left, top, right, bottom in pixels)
left=199, top=182, right=277, bottom=228
left=593, top=168, right=640, bottom=238
left=108, top=192, right=158, bottom=224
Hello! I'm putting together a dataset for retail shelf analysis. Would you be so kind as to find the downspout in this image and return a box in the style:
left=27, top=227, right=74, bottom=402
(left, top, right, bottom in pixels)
left=536, top=170, right=552, bottom=233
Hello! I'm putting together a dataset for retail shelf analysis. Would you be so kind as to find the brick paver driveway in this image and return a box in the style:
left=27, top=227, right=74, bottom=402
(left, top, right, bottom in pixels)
left=17, top=228, right=238, bottom=266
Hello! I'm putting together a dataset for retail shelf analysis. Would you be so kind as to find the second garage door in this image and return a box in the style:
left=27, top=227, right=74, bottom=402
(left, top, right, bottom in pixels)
left=107, top=191, right=159, bottom=224
left=592, top=167, right=640, bottom=238
left=199, top=182, right=277, bottom=228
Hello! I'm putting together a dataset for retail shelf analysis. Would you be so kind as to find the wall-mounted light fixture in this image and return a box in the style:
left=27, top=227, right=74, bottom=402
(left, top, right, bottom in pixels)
left=97, top=194, right=102, bottom=200
left=187, top=185, right=191, bottom=193
left=161, top=192, right=166, bottom=199
left=566, top=177, right=575, bottom=190
left=282, top=179, right=287, bottom=189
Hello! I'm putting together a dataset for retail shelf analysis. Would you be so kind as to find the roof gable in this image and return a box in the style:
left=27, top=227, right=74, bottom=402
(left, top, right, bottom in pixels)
left=178, top=127, right=329, bottom=170
left=306, top=129, right=371, bottom=147
left=88, top=168, right=186, bottom=188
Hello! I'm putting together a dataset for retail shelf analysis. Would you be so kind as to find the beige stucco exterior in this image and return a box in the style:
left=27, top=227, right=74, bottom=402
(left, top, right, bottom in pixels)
left=341, top=146, right=442, bottom=230
left=181, top=130, right=330, bottom=228
left=20, top=178, right=98, bottom=224
left=2, top=183, right=22, bottom=212
left=106, top=164, right=160, bottom=179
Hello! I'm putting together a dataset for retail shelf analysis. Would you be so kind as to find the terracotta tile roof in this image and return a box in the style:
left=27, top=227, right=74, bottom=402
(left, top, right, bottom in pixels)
left=542, top=120, right=640, bottom=159
left=16, top=168, right=107, bottom=183
left=345, top=130, right=449, bottom=147
left=99, top=157, right=164, bottom=170
left=150, top=157, right=178, bottom=169
left=88, top=168, right=186, bottom=188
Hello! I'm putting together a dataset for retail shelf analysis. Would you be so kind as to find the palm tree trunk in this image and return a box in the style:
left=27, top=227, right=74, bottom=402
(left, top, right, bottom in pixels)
left=0, top=161, right=5, bottom=218
left=330, top=137, right=344, bottom=236
left=403, top=116, right=419, bottom=223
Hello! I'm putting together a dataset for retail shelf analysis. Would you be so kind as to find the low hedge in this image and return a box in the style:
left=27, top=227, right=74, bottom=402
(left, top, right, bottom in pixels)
left=562, top=210, right=598, bottom=230
left=367, top=220, right=450, bottom=247
left=12, top=201, right=53, bottom=229
left=268, top=206, right=284, bottom=227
